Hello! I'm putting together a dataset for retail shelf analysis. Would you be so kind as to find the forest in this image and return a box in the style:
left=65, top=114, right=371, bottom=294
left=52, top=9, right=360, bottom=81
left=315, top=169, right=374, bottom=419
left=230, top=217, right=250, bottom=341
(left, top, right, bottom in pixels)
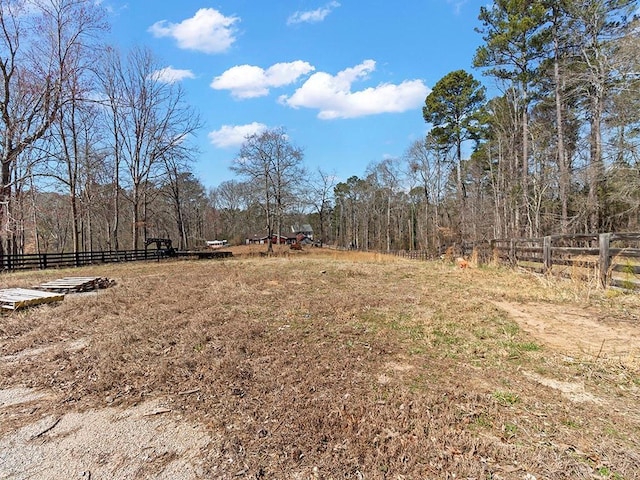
left=1, top=0, right=639, bottom=258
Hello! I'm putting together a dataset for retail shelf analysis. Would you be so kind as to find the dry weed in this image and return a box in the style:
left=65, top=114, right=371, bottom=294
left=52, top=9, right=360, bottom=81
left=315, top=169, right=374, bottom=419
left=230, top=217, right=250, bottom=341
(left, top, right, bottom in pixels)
left=0, top=250, right=639, bottom=479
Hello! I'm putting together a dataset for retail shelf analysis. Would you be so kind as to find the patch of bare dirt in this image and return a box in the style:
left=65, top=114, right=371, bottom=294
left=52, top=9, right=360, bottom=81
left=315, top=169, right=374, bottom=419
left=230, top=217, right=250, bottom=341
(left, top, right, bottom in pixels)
left=523, top=371, right=603, bottom=404
left=0, top=396, right=214, bottom=480
left=1, top=338, right=88, bottom=363
left=493, top=300, right=640, bottom=363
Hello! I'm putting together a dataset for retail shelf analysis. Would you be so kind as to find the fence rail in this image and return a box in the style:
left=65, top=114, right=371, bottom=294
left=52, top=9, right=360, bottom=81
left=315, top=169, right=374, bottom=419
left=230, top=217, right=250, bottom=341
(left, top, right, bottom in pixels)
left=391, top=250, right=434, bottom=262
left=388, top=233, right=640, bottom=290
left=0, top=248, right=232, bottom=272
left=491, top=232, right=640, bottom=289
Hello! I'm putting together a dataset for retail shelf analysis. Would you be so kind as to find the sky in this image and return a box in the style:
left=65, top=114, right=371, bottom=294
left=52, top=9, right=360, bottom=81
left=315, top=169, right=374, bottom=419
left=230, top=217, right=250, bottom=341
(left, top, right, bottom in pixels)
left=104, top=1, right=487, bottom=190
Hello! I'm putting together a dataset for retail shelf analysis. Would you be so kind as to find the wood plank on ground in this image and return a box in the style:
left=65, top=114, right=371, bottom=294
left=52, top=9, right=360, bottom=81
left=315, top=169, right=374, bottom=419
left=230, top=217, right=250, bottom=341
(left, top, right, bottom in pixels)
left=0, top=288, right=64, bottom=310
left=35, top=277, right=114, bottom=293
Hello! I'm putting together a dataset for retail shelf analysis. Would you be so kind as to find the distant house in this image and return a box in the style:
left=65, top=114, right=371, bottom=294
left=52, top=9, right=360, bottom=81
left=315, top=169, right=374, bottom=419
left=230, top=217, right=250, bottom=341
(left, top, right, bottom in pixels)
left=245, top=231, right=296, bottom=245
left=245, top=232, right=270, bottom=245
left=291, top=224, right=313, bottom=240
left=245, top=225, right=314, bottom=245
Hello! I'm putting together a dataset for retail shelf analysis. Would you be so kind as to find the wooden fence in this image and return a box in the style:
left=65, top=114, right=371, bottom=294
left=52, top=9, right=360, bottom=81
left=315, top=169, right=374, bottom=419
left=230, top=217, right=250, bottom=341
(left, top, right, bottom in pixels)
left=0, top=248, right=233, bottom=272
left=391, top=242, right=483, bottom=263
left=491, top=233, right=640, bottom=289
left=391, top=250, right=433, bottom=262
left=388, top=233, right=640, bottom=290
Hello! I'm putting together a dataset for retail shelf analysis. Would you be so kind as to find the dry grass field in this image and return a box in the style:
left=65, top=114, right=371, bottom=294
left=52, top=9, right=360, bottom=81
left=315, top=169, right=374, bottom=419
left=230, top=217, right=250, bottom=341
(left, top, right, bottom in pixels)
left=1, top=246, right=640, bottom=479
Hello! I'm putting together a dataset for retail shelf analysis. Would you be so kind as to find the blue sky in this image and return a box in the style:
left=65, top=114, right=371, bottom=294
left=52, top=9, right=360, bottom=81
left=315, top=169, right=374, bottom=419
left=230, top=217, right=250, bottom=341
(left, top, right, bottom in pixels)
left=105, top=1, right=486, bottom=189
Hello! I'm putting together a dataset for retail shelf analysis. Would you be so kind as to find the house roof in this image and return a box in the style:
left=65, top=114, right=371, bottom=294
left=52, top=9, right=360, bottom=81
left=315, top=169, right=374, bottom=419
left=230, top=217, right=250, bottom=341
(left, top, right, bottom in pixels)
left=247, top=232, right=293, bottom=240
left=291, top=224, right=313, bottom=232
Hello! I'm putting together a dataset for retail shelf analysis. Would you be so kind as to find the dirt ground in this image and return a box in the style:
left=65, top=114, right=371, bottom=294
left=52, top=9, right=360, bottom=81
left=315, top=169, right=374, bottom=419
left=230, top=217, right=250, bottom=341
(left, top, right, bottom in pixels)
left=493, top=300, right=640, bottom=361
left=1, top=250, right=639, bottom=479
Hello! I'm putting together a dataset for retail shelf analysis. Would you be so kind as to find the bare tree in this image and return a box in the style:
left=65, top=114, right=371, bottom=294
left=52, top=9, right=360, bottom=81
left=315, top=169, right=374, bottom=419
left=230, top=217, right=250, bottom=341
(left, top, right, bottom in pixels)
left=333, top=176, right=372, bottom=250
left=306, top=168, right=336, bottom=246
left=212, top=179, right=255, bottom=244
left=547, top=2, right=572, bottom=233
left=231, top=128, right=303, bottom=252
left=404, top=135, right=450, bottom=250
left=367, top=159, right=403, bottom=252
left=474, top=0, right=550, bottom=236
left=100, top=46, right=200, bottom=249
left=564, top=0, right=635, bottom=230
left=0, top=0, right=105, bottom=262
left=160, top=155, right=204, bottom=250
left=48, top=98, right=104, bottom=256
left=97, top=47, right=125, bottom=251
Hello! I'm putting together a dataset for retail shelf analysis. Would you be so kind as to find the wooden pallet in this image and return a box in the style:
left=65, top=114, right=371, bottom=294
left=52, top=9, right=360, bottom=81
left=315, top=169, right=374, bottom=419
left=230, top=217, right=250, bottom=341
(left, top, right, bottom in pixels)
left=0, top=288, right=65, bottom=310
left=35, top=276, right=114, bottom=293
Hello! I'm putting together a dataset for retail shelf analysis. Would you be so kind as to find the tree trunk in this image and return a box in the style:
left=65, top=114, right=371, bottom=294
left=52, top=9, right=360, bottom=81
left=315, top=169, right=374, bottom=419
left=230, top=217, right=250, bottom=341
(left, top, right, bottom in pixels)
left=553, top=11, right=569, bottom=234
left=112, top=157, right=120, bottom=251
left=132, top=182, right=140, bottom=250
left=1, top=157, right=13, bottom=267
left=456, top=137, right=465, bottom=237
left=71, top=194, right=80, bottom=255
left=386, top=192, right=391, bottom=252
left=522, top=95, right=530, bottom=237
left=588, top=90, right=604, bottom=231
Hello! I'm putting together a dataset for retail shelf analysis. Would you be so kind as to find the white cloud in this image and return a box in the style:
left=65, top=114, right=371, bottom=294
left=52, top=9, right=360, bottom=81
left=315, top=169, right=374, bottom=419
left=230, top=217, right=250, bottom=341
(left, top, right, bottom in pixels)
left=149, top=8, right=239, bottom=54
left=208, top=123, right=268, bottom=148
left=211, top=61, right=315, bottom=99
left=150, top=66, right=195, bottom=84
left=287, top=1, right=340, bottom=25
left=279, top=60, right=429, bottom=119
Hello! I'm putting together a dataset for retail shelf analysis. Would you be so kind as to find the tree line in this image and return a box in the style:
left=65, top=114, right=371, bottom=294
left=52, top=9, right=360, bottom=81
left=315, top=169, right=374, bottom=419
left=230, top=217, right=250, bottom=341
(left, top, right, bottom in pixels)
left=216, top=1, right=640, bottom=252
left=2, top=0, right=639, bottom=258
left=1, top=0, right=204, bottom=259
left=338, top=0, right=640, bottom=251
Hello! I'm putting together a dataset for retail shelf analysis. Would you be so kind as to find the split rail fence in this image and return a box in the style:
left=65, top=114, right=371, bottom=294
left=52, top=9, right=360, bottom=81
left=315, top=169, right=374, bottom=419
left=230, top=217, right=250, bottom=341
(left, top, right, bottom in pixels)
left=491, top=232, right=640, bottom=290
left=390, top=232, right=640, bottom=290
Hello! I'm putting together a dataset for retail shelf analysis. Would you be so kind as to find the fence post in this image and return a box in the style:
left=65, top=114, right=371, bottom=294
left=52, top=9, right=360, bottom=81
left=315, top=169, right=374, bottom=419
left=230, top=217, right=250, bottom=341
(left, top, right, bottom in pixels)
left=543, top=236, right=552, bottom=273
left=598, top=233, right=611, bottom=288
left=509, top=239, right=516, bottom=266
